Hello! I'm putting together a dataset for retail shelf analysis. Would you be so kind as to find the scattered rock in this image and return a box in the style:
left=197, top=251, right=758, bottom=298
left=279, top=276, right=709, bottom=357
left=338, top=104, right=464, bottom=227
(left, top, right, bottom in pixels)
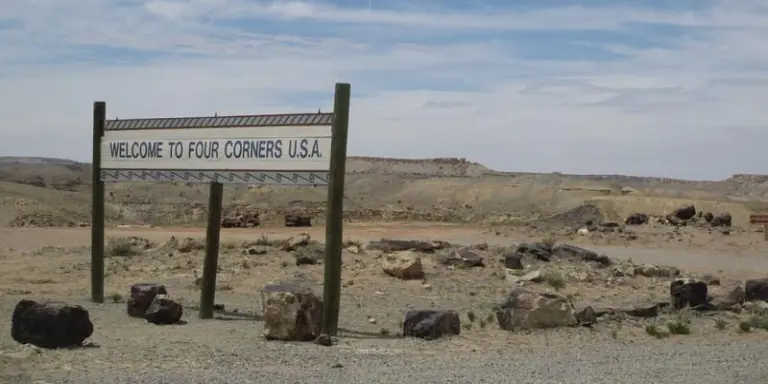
left=576, top=306, right=597, bottom=326
left=703, top=212, right=714, bottom=222
left=515, top=243, right=552, bottom=262
left=634, top=264, right=680, bottom=278
left=382, top=250, right=425, bottom=280
left=438, top=249, right=484, bottom=268
left=366, top=239, right=448, bottom=253
left=710, top=285, right=745, bottom=311
left=178, top=237, right=205, bottom=253
left=127, top=283, right=168, bottom=318
left=11, top=300, right=93, bottom=349
left=671, top=204, right=696, bottom=221
left=262, top=284, right=322, bottom=341
left=244, top=247, right=267, bottom=255
left=625, top=213, right=649, bottom=225
left=284, top=213, right=312, bottom=227
left=503, top=252, right=524, bottom=270
left=294, top=243, right=325, bottom=266
left=519, top=269, right=544, bottom=283
left=552, top=244, right=612, bottom=266
left=670, top=278, right=708, bottom=310
left=495, top=289, right=577, bottom=330
left=710, top=212, right=732, bottom=227
left=745, top=278, right=768, bottom=302
left=281, top=233, right=312, bottom=252
left=402, top=310, right=461, bottom=340
left=144, top=295, right=183, bottom=325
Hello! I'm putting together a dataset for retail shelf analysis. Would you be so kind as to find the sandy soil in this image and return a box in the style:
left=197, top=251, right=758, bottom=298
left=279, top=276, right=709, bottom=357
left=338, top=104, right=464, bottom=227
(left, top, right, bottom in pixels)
left=2, top=223, right=768, bottom=382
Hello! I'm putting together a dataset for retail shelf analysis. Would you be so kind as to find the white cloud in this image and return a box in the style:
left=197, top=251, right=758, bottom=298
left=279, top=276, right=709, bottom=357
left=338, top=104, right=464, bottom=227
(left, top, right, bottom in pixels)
left=0, top=0, right=767, bottom=179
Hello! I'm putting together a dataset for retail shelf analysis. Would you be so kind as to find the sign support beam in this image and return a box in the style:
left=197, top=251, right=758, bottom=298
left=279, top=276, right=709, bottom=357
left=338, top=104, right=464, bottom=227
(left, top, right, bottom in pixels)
left=199, top=182, right=224, bottom=319
left=91, top=101, right=106, bottom=303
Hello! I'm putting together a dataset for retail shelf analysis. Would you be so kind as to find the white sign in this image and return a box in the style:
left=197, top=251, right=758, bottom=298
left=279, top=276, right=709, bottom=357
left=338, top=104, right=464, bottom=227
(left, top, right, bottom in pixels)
left=101, top=126, right=331, bottom=171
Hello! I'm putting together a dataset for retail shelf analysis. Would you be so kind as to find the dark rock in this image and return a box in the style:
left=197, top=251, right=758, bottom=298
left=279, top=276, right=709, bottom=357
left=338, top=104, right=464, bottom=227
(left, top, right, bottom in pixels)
left=515, top=243, right=553, bottom=262
left=670, top=278, right=708, bottom=310
left=619, top=303, right=667, bottom=318
left=262, top=283, right=322, bottom=341
left=402, top=310, right=461, bottom=340
left=11, top=300, right=94, bottom=349
left=625, top=213, right=649, bottom=225
left=745, top=278, right=768, bottom=302
left=365, top=239, right=449, bottom=253
left=144, top=295, right=183, bottom=325
left=576, top=306, right=597, bottom=326
left=503, top=252, right=524, bottom=270
left=666, top=215, right=686, bottom=226
left=703, top=212, right=714, bottom=223
left=552, top=244, right=612, bottom=266
left=127, top=283, right=168, bottom=318
left=294, top=244, right=324, bottom=266
left=600, top=221, right=621, bottom=228
left=710, top=213, right=732, bottom=227
left=438, top=249, right=484, bottom=268
left=284, top=214, right=312, bottom=227
left=314, top=334, right=333, bottom=346
left=671, top=204, right=696, bottom=221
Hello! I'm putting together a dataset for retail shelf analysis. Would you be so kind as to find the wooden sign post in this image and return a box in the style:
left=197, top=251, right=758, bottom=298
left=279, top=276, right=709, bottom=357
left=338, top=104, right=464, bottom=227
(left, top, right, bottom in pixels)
left=91, top=83, right=351, bottom=336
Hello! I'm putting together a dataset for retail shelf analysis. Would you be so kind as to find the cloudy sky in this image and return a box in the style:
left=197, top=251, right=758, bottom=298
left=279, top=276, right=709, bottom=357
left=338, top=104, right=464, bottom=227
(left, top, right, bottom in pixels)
left=1, top=0, right=767, bottom=179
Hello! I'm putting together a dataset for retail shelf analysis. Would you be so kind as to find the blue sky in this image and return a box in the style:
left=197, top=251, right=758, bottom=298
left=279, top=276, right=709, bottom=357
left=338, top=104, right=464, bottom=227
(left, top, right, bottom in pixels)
left=1, top=0, right=767, bottom=179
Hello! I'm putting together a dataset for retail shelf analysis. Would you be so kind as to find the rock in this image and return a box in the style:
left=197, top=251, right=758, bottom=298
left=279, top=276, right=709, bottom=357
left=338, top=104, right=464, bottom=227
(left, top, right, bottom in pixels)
left=382, top=250, right=425, bottom=280
left=670, top=278, right=708, bottom=310
left=710, top=285, right=745, bottom=311
left=576, top=227, right=590, bottom=235
left=619, top=303, right=664, bottom=318
left=402, top=310, right=461, bottom=340
left=495, top=289, right=577, bottom=330
left=294, top=243, right=325, bottom=266
left=438, top=249, right=484, bottom=268
left=633, top=264, right=680, bottom=278
left=284, top=213, right=312, bottom=227
left=346, top=245, right=360, bottom=254
left=666, top=215, right=686, bottom=226
left=515, top=243, right=553, bottom=262
left=745, top=278, right=768, bottom=301
left=178, top=237, right=205, bottom=253
left=576, top=306, right=597, bottom=326
left=281, top=233, right=312, bottom=252
left=127, top=283, right=168, bottom=318
left=703, top=212, right=714, bottom=222
left=144, top=295, right=183, bottom=325
left=11, top=300, right=94, bottom=349
left=503, top=252, right=523, bottom=269
left=245, top=247, right=267, bottom=255
left=519, top=269, right=543, bottom=283
left=671, top=204, right=696, bottom=221
left=552, top=244, right=612, bottom=266
left=366, top=239, right=449, bottom=253
left=710, top=213, right=732, bottom=227
left=262, top=284, right=322, bottom=341
left=314, top=334, right=333, bottom=346
left=625, top=213, right=649, bottom=225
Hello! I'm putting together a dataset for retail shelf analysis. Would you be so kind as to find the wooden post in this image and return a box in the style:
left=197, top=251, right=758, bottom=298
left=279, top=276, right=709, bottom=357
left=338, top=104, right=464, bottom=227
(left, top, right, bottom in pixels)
left=199, top=182, right=224, bottom=319
left=321, top=83, right=351, bottom=336
left=91, top=101, right=106, bottom=303
left=764, top=224, right=767, bottom=242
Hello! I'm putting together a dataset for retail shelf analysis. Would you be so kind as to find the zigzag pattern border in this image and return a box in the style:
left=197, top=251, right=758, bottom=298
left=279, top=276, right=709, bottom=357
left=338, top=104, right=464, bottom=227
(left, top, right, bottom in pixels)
left=100, top=169, right=329, bottom=185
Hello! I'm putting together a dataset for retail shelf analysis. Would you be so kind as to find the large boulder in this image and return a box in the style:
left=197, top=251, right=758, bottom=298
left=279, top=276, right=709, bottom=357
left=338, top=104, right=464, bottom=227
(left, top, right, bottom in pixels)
left=495, top=289, right=577, bottom=331
left=262, top=284, right=322, bottom=341
left=671, top=204, right=696, bottom=221
left=438, top=249, right=484, bottom=269
left=745, top=278, right=768, bottom=302
left=625, top=213, right=649, bottom=225
left=144, top=295, right=183, bottom=325
left=710, top=285, right=746, bottom=311
left=402, top=310, right=461, bottom=340
left=710, top=213, right=732, bottom=227
left=552, top=244, right=611, bottom=266
left=127, top=283, right=168, bottom=318
left=382, top=250, right=424, bottom=279
left=11, top=300, right=94, bottom=349
left=503, top=251, right=524, bottom=270
left=670, top=278, right=708, bottom=310
left=515, top=243, right=553, bottom=262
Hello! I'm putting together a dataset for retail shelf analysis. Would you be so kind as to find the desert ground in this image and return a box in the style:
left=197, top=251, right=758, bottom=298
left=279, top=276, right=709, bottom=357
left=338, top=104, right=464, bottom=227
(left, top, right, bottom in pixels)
left=2, top=157, right=768, bottom=383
